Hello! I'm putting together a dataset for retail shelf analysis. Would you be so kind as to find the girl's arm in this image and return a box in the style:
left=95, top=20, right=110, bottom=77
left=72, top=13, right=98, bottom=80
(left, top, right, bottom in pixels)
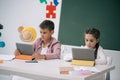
left=95, top=46, right=107, bottom=65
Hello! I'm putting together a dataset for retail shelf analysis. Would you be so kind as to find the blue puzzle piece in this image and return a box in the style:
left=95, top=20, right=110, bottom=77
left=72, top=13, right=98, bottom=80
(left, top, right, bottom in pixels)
left=53, top=0, right=59, bottom=6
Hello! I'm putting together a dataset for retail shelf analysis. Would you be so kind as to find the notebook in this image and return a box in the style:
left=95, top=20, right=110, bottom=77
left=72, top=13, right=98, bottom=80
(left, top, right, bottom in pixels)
left=72, top=48, right=95, bottom=61
left=16, top=43, right=34, bottom=55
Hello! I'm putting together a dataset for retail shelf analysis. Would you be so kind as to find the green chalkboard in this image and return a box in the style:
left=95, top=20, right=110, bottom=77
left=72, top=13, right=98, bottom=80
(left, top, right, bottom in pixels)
left=58, top=0, right=120, bottom=51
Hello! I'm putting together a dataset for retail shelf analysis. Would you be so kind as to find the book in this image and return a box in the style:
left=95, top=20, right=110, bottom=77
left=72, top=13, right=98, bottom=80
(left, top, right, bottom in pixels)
left=71, top=60, right=95, bottom=66
left=15, top=55, right=32, bottom=60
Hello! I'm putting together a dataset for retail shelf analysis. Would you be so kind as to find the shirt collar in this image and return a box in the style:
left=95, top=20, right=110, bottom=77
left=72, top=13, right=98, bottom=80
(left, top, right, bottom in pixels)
left=40, top=37, right=53, bottom=48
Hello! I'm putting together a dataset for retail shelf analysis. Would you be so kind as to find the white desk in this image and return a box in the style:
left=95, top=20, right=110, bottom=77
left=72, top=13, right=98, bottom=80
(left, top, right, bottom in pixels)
left=0, top=59, right=115, bottom=80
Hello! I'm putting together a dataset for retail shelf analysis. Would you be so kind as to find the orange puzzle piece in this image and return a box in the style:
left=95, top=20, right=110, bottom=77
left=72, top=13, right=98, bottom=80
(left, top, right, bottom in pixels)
left=0, top=60, right=3, bottom=63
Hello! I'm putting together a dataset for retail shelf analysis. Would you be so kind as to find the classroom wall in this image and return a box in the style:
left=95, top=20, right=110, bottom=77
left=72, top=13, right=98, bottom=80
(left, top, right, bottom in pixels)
left=0, top=1, right=120, bottom=80
left=0, top=0, right=62, bottom=54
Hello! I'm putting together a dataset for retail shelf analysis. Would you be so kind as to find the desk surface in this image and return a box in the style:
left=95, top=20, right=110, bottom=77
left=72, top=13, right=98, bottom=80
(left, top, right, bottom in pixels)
left=0, top=59, right=115, bottom=80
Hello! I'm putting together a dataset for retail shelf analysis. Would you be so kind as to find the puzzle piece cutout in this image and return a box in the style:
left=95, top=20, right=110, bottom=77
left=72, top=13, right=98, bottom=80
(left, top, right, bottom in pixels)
left=0, top=24, right=3, bottom=29
left=0, top=32, right=1, bottom=37
left=53, top=0, right=59, bottom=6
left=0, top=41, right=5, bottom=47
left=46, top=2, right=56, bottom=18
left=39, top=0, right=47, bottom=4
left=0, top=24, right=5, bottom=48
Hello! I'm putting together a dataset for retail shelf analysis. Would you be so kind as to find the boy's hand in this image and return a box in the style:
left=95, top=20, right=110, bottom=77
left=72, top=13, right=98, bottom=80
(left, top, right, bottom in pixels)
left=32, top=53, right=46, bottom=60
left=14, top=49, right=21, bottom=56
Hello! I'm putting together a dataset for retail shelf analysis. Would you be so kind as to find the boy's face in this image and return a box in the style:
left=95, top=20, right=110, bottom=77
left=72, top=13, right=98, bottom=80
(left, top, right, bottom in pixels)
left=85, top=34, right=99, bottom=49
left=40, top=28, right=54, bottom=41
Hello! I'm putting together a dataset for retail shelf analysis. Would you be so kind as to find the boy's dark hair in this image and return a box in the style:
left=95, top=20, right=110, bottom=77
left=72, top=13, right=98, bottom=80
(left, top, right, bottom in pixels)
left=85, top=28, right=100, bottom=59
left=39, top=20, right=54, bottom=31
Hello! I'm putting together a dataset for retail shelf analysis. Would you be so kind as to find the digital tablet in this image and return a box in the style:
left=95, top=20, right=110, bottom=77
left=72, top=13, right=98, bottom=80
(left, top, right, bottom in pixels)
left=72, top=48, right=95, bottom=61
left=16, top=43, right=34, bottom=55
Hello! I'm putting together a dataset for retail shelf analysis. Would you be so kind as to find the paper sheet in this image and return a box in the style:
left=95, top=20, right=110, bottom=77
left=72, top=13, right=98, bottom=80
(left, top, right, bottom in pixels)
left=74, top=66, right=100, bottom=73
left=0, top=54, right=15, bottom=60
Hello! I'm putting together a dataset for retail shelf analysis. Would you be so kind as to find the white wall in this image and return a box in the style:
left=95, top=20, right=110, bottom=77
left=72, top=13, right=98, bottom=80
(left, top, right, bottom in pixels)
left=0, top=0, right=62, bottom=54
left=104, top=50, right=120, bottom=80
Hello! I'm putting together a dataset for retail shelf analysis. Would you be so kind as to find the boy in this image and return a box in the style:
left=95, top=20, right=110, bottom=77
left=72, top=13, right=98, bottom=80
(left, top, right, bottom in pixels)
left=14, top=20, right=61, bottom=60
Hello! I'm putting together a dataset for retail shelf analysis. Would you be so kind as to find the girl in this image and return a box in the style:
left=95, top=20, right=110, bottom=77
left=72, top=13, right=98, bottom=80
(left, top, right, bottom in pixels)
left=84, top=28, right=107, bottom=65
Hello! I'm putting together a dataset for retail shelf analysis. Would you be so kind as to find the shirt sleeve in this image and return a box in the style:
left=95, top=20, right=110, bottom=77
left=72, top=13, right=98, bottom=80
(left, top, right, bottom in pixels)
left=45, top=42, right=61, bottom=60
left=95, top=46, right=107, bottom=65
left=33, top=38, right=41, bottom=52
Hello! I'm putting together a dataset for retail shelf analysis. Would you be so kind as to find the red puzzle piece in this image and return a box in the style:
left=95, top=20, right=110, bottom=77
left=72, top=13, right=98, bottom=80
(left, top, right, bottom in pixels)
left=46, top=2, right=56, bottom=18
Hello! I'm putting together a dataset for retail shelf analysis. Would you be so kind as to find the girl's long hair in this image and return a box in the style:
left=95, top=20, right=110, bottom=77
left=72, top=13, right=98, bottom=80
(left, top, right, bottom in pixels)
left=85, top=28, right=100, bottom=59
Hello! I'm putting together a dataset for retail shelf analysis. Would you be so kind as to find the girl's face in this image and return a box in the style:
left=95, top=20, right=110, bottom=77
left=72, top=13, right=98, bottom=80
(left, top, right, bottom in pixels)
left=85, top=34, right=99, bottom=49
left=40, top=28, right=54, bottom=42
